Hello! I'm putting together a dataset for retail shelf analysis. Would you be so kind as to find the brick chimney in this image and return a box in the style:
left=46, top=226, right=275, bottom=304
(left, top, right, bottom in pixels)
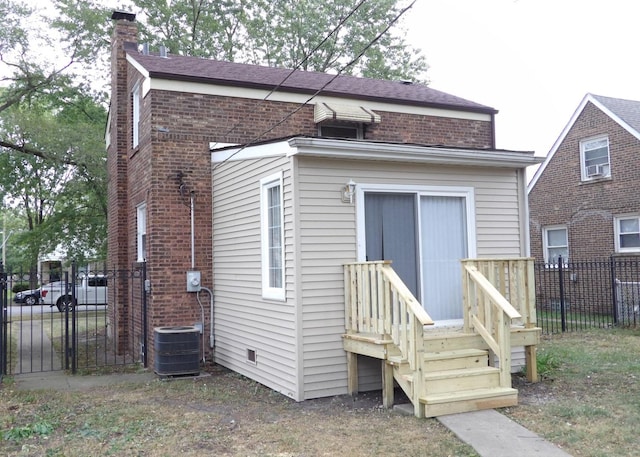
left=108, top=11, right=137, bottom=272
left=107, top=11, right=137, bottom=352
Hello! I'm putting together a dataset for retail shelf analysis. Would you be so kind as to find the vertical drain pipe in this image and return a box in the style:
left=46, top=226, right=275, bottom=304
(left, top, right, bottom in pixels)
left=190, top=191, right=205, bottom=361
left=190, top=191, right=196, bottom=269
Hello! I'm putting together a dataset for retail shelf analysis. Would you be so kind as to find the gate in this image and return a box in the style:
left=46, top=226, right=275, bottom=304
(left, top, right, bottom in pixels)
left=0, top=262, right=147, bottom=379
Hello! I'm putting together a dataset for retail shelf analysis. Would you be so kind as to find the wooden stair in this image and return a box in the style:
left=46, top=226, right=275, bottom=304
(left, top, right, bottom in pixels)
left=343, top=326, right=539, bottom=417
left=388, top=344, right=518, bottom=418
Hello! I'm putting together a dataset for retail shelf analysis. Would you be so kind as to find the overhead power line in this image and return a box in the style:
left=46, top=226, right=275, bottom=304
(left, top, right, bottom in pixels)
left=210, top=0, right=370, bottom=149
left=213, top=0, right=417, bottom=170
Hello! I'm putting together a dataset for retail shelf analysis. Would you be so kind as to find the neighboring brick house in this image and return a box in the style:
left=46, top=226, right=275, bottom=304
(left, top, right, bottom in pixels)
left=528, top=93, right=640, bottom=263
left=107, top=11, right=540, bottom=402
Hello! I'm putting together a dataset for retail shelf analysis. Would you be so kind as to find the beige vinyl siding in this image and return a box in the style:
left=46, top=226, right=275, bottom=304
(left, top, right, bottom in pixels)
left=213, top=154, right=300, bottom=399
left=296, top=157, right=525, bottom=399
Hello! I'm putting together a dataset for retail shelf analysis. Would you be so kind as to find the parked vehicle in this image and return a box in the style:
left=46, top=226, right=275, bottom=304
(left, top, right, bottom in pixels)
left=40, top=275, right=108, bottom=312
left=13, top=289, right=41, bottom=306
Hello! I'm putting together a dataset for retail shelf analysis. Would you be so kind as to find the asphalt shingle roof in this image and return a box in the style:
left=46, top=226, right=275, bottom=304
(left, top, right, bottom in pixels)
left=591, top=94, right=640, bottom=135
left=128, top=49, right=497, bottom=114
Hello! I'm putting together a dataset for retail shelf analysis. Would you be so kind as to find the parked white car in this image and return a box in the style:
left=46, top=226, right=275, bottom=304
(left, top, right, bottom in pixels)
left=40, top=276, right=108, bottom=312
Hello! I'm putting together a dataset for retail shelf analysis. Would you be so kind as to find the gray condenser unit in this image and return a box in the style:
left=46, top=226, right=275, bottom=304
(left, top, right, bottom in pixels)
left=154, top=326, right=201, bottom=376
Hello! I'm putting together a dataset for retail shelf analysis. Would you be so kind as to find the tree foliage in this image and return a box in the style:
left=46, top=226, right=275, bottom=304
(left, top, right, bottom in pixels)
left=0, top=84, right=108, bottom=269
left=52, top=0, right=427, bottom=82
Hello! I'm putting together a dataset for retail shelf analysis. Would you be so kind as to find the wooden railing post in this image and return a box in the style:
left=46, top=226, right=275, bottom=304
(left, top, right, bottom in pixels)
left=462, top=260, right=531, bottom=389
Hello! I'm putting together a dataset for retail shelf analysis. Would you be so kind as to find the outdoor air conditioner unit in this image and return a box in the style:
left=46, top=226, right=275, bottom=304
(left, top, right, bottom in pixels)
left=586, top=164, right=607, bottom=177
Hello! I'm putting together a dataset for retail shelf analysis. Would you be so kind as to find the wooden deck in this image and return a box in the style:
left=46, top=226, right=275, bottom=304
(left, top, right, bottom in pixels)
left=343, top=259, right=541, bottom=418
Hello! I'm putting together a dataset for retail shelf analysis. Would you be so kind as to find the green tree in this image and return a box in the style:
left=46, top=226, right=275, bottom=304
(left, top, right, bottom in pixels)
left=51, top=0, right=427, bottom=82
left=0, top=85, right=108, bottom=270
left=0, top=0, right=108, bottom=267
left=243, top=0, right=426, bottom=80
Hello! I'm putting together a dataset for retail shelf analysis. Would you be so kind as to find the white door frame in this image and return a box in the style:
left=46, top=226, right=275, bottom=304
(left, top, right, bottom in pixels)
left=356, top=183, right=477, bottom=318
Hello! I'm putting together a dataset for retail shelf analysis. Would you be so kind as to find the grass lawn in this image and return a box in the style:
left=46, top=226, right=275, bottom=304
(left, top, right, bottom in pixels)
left=1, top=327, right=638, bottom=456
left=505, top=327, right=640, bottom=457
left=0, top=367, right=479, bottom=457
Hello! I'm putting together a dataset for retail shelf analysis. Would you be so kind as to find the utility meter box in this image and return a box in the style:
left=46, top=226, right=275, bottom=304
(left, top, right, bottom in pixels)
left=186, top=270, right=201, bottom=292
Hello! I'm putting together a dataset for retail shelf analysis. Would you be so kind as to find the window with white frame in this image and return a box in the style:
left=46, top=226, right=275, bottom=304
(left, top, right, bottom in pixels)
left=132, top=83, right=141, bottom=148
left=137, top=203, right=147, bottom=262
left=318, top=123, right=363, bottom=139
left=580, top=136, right=610, bottom=180
left=260, top=173, right=285, bottom=300
left=543, top=226, right=568, bottom=264
left=615, top=216, right=640, bottom=253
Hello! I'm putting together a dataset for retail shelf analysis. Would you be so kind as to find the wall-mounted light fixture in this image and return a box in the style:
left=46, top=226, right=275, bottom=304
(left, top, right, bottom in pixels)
left=342, top=179, right=356, bottom=204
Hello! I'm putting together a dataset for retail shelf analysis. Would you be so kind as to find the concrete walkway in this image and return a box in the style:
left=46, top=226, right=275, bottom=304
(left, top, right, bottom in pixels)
left=393, top=404, right=572, bottom=457
left=16, top=319, right=62, bottom=374
left=438, top=410, right=573, bottom=457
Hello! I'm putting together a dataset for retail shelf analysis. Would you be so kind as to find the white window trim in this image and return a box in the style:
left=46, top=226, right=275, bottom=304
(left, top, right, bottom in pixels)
left=542, top=225, right=568, bottom=265
left=132, top=83, right=141, bottom=148
left=260, top=172, right=285, bottom=301
left=614, top=214, right=640, bottom=253
left=136, top=202, right=147, bottom=262
left=580, top=135, right=610, bottom=181
left=355, top=184, right=477, bottom=262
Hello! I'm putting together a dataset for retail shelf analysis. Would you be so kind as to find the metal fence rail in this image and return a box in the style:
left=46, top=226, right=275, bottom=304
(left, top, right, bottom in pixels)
left=1, top=263, right=146, bottom=377
left=535, top=256, right=640, bottom=333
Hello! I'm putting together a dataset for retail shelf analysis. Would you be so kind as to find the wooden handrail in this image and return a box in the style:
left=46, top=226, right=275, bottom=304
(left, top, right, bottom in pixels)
left=462, top=257, right=537, bottom=328
left=382, top=265, right=434, bottom=326
left=344, top=262, right=433, bottom=376
left=462, top=262, right=524, bottom=387
left=464, top=265, right=521, bottom=319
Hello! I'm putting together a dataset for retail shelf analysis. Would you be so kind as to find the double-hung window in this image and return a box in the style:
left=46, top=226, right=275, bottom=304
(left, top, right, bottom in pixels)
left=615, top=216, right=640, bottom=253
left=580, top=136, right=610, bottom=180
left=543, top=226, right=568, bottom=265
left=137, top=202, right=147, bottom=262
left=260, top=173, right=285, bottom=300
left=132, top=83, right=141, bottom=148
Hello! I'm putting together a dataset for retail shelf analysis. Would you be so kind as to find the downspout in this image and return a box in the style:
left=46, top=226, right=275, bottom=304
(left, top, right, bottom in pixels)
left=190, top=191, right=205, bottom=362
left=190, top=191, right=195, bottom=269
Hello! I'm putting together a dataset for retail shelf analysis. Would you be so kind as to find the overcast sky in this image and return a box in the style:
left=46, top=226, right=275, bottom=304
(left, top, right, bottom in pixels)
left=405, top=0, right=639, bottom=157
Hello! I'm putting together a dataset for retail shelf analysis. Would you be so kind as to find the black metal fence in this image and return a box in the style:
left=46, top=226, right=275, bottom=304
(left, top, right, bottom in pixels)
left=0, top=262, right=147, bottom=379
left=535, top=256, right=640, bottom=333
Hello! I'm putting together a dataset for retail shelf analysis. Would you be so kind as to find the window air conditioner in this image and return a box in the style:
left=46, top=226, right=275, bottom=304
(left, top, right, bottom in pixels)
left=586, top=164, right=607, bottom=177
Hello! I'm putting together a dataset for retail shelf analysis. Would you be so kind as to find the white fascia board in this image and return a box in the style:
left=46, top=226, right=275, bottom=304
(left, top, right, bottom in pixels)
left=148, top=78, right=491, bottom=122
left=212, top=137, right=542, bottom=168
left=126, top=55, right=151, bottom=97
left=287, top=137, right=542, bottom=169
left=211, top=141, right=289, bottom=164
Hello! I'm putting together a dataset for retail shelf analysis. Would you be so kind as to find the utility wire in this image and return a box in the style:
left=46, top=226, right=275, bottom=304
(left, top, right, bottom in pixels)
left=210, top=0, right=369, bottom=149
left=213, top=0, right=417, bottom=170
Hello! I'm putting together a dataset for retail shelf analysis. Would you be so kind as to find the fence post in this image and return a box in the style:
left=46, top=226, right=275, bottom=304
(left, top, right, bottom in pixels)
left=0, top=262, right=6, bottom=379
left=71, top=262, right=77, bottom=374
left=558, top=255, right=567, bottom=332
left=610, top=256, right=618, bottom=325
left=63, top=270, right=70, bottom=370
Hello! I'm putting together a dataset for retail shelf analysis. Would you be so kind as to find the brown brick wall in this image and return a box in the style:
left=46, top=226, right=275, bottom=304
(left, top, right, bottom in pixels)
left=109, top=20, right=497, bottom=364
left=367, top=111, right=494, bottom=148
left=529, top=102, right=640, bottom=261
